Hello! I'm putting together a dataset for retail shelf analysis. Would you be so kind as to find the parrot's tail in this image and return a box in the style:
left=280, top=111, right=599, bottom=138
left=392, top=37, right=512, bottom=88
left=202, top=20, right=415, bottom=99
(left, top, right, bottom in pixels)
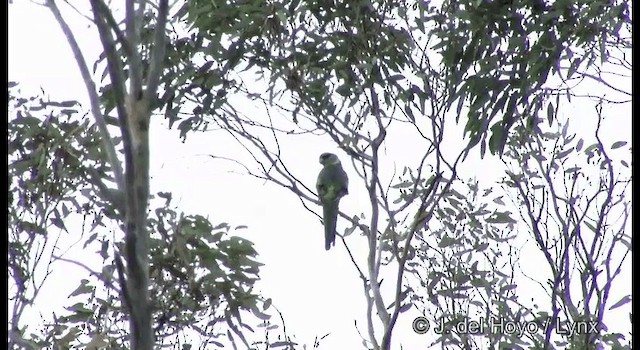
left=323, top=201, right=338, bottom=250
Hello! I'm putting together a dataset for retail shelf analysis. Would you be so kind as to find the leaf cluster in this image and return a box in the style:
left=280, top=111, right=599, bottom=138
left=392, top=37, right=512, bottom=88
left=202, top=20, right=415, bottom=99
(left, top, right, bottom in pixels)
left=431, top=0, right=631, bottom=154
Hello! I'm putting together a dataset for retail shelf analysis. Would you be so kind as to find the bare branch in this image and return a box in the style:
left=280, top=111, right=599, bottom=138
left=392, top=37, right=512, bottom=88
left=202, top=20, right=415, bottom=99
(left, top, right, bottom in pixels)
left=144, top=0, right=169, bottom=101
left=89, top=0, right=128, bottom=134
left=94, top=0, right=134, bottom=57
left=125, top=0, right=142, bottom=97
left=53, top=255, right=119, bottom=291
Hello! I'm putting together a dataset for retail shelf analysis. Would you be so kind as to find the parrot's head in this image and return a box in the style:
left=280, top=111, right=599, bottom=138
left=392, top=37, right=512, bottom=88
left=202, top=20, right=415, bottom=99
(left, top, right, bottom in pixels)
left=319, top=152, right=341, bottom=166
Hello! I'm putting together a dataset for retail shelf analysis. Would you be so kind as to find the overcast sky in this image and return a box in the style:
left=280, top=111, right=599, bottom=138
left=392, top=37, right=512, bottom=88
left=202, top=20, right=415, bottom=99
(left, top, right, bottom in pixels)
left=9, top=2, right=631, bottom=349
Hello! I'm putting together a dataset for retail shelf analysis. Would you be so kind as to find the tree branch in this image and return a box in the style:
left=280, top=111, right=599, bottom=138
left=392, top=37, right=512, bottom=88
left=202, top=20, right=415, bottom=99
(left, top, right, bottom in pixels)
left=125, top=0, right=142, bottom=98
left=46, top=0, right=124, bottom=190
left=90, top=0, right=128, bottom=137
left=144, top=0, right=169, bottom=101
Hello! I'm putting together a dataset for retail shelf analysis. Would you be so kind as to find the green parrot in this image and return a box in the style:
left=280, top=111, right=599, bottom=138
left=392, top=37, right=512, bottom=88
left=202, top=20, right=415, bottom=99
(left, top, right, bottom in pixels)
left=316, top=152, right=349, bottom=250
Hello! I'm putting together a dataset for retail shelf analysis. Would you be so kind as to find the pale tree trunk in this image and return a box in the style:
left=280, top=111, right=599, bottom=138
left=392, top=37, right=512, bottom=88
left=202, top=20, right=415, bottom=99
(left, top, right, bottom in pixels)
left=47, top=1, right=168, bottom=348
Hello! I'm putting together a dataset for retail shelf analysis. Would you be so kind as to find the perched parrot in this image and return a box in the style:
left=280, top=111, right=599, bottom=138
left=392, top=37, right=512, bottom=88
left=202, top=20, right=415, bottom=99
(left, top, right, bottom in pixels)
left=316, top=152, right=349, bottom=250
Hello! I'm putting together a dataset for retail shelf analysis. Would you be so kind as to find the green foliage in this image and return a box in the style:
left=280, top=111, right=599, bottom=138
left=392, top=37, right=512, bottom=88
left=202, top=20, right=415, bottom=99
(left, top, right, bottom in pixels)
left=430, top=0, right=631, bottom=154
left=8, top=82, right=125, bottom=349
left=76, top=0, right=631, bottom=348
left=7, top=83, right=278, bottom=349
left=119, top=0, right=632, bottom=162
left=8, top=83, right=108, bottom=223
left=8, top=83, right=103, bottom=309
left=405, top=180, right=526, bottom=348
left=148, top=196, right=267, bottom=344
left=499, top=115, right=632, bottom=349
left=118, top=1, right=608, bottom=156
left=130, top=0, right=419, bottom=145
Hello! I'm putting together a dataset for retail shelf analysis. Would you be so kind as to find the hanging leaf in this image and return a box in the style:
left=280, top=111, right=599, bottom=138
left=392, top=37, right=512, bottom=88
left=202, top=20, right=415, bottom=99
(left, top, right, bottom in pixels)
left=611, top=141, right=627, bottom=149
left=608, top=295, right=631, bottom=310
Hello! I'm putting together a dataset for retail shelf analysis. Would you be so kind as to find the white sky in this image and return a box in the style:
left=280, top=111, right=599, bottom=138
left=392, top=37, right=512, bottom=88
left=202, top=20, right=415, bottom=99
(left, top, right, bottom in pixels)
left=8, top=2, right=631, bottom=349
